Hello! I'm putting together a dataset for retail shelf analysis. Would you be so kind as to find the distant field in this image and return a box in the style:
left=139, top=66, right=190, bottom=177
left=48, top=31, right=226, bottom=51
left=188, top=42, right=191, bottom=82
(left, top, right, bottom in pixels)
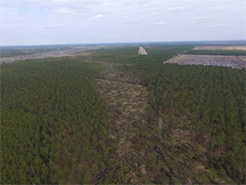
left=165, top=54, right=246, bottom=68
left=0, top=46, right=106, bottom=63
left=186, top=49, right=245, bottom=56
left=138, top=47, right=148, bottom=55
left=193, top=46, right=246, bottom=50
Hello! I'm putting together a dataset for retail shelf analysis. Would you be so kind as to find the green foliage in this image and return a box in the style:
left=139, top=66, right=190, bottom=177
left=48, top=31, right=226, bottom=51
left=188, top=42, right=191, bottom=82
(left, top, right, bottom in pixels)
left=1, top=43, right=245, bottom=184
left=1, top=59, right=114, bottom=184
left=131, top=53, right=245, bottom=183
left=1, top=108, right=41, bottom=183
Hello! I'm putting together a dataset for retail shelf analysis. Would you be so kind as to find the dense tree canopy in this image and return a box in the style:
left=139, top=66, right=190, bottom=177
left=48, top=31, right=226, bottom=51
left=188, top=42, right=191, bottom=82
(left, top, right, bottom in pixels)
left=1, top=44, right=245, bottom=184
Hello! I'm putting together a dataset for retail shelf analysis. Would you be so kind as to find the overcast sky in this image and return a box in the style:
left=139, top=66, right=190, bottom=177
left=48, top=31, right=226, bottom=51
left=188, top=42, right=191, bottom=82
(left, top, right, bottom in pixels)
left=0, top=0, right=245, bottom=46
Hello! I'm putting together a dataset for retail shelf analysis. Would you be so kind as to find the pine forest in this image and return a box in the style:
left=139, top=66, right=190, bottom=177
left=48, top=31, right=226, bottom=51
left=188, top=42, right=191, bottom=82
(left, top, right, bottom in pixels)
left=1, top=43, right=245, bottom=184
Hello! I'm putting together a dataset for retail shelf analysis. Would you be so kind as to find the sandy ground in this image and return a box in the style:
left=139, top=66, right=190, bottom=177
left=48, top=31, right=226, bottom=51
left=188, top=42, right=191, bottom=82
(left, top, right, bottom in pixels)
left=193, top=46, right=246, bottom=50
left=164, top=54, right=246, bottom=69
left=0, top=46, right=104, bottom=63
left=138, top=47, right=148, bottom=55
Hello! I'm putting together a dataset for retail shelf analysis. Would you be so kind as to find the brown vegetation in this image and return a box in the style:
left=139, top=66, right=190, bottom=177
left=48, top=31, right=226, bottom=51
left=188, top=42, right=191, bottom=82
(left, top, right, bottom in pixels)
left=95, top=64, right=148, bottom=183
left=193, top=46, right=246, bottom=50
left=165, top=54, right=246, bottom=68
left=0, top=46, right=104, bottom=63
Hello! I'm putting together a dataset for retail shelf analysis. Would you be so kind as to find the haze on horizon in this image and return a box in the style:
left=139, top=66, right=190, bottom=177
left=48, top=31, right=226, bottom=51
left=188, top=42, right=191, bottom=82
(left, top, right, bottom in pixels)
left=0, top=0, right=245, bottom=46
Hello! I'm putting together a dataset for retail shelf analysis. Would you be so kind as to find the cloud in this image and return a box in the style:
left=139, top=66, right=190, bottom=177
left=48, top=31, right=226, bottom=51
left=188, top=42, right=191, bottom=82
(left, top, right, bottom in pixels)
left=124, top=19, right=140, bottom=24
left=1, top=0, right=245, bottom=45
left=93, top=14, right=104, bottom=19
left=44, top=25, right=62, bottom=29
left=153, top=21, right=169, bottom=26
left=89, top=14, right=104, bottom=22
left=209, top=24, right=228, bottom=29
left=150, top=12, right=160, bottom=16
left=56, top=7, right=77, bottom=15
left=163, top=6, right=184, bottom=12
left=192, top=16, right=213, bottom=24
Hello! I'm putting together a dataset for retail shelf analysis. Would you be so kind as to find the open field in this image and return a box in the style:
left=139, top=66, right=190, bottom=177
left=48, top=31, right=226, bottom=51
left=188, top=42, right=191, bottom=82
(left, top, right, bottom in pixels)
left=164, top=54, right=246, bottom=68
left=138, top=47, right=148, bottom=55
left=0, top=46, right=105, bottom=63
left=193, top=46, right=246, bottom=50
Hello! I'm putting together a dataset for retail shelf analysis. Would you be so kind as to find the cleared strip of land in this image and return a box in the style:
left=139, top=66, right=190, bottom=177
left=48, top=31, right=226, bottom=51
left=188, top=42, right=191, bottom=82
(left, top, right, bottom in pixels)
left=193, top=46, right=246, bottom=50
left=0, top=46, right=103, bottom=63
left=164, top=54, right=246, bottom=69
left=95, top=64, right=148, bottom=184
left=138, top=47, right=148, bottom=55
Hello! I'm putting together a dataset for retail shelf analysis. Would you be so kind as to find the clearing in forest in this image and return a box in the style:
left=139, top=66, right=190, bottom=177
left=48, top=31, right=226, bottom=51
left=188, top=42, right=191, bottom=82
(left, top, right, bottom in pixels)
left=193, top=46, right=246, bottom=50
left=164, top=54, right=246, bottom=68
left=95, top=64, right=148, bottom=184
left=138, top=47, right=148, bottom=55
left=0, top=46, right=103, bottom=63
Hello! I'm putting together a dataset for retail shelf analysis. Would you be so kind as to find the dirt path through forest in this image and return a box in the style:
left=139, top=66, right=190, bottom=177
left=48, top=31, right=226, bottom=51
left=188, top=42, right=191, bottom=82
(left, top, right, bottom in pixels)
left=95, top=64, right=148, bottom=183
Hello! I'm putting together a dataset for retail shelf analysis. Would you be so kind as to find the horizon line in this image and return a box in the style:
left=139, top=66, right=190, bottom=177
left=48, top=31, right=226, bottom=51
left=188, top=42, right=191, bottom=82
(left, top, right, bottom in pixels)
left=1, top=39, right=245, bottom=47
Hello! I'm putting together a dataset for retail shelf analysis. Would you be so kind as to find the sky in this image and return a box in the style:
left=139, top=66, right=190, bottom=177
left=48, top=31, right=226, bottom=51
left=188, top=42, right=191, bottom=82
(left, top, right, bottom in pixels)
left=0, top=0, right=245, bottom=46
